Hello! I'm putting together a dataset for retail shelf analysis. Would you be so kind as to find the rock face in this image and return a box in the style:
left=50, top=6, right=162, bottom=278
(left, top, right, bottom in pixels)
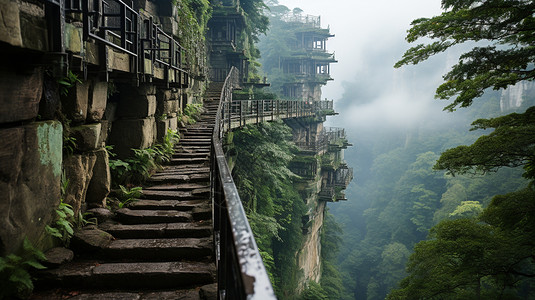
left=0, top=65, right=43, bottom=123
left=297, top=200, right=326, bottom=290
left=63, top=153, right=97, bottom=215
left=86, top=149, right=111, bottom=208
left=500, top=81, right=535, bottom=111
left=62, top=81, right=90, bottom=124
left=0, top=121, right=62, bottom=255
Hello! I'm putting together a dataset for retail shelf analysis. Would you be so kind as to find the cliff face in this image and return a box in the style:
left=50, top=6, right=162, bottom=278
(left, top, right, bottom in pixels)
left=297, top=195, right=326, bottom=291
left=286, top=119, right=352, bottom=292
left=500, top=81, right=535, bottom=111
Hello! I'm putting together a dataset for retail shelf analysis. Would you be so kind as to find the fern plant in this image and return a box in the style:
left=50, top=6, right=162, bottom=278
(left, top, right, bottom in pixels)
left=57, top=70, right=82, bottom=96
left=117, top=185, right=143, bottom=208
left=0, top=238, right=47, bottom=299
left=45, top=199, right=75, bottom=246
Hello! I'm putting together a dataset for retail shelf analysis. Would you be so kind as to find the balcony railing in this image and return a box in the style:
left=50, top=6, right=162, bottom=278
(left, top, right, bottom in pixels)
left=281, top=14, right=321, bottom=28
left=45, top=0, right=188, bottom=85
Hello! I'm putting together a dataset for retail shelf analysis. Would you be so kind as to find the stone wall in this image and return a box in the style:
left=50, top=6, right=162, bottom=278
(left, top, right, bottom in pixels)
left=0, top=52, right=62, bottom=254
left=0, top=0, right=205, bottom=255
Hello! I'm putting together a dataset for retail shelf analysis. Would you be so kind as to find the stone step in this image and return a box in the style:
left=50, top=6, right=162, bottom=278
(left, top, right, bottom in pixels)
left=144, top=183, right=208, bottom=191
left=157, top=166, right=210, bottom=174
left=130, top=199, right=209, bottom=211
left=32, top=287, right=215, bottom=300
left=192, top=207, right=212, bottom=221
left=181, top=138, right=211, bottom=142
left=147, top=173, right=210, bottom=184
left=172, top=152, right=209, bottom=159
left=99, top=222, right=212, bottom=239
left=179, top=141, right=212, bottom=146
left=36, top=261, right=215, bottom=290
left=180, top=135, right=212, bottom=140
left=115, top=208, right=192, bottom=224
left=169, top=157, right=209, bottom=165
left=176, top=146, right=211, bottom=152
left=103, top=237, right=213, bottom=260
left=141, top=189, right=209, bottom=200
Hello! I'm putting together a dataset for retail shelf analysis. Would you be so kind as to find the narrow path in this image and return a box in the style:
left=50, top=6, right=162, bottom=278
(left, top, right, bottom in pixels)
left=32, top=87, right=221, bottom=299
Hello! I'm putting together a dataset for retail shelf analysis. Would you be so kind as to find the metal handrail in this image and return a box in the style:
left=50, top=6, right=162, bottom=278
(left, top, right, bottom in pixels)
left=220, top=99, right=334, bottom=133
left=211, top=67, right=277, bottom=299
left=82, top=0, right=139, bottom=56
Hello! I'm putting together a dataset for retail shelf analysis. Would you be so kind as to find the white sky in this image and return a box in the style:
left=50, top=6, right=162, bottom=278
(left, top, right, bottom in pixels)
left=278, top=0, right=443, bottom=100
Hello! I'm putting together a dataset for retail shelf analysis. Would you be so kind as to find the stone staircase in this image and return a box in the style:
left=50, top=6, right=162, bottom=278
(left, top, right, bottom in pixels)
left=32, top=88, right=222, bottom=299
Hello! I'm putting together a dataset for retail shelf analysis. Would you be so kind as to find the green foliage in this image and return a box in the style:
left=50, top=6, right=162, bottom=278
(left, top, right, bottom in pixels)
left=301, top=281, right=328, bottom=300
left=395, top=0, right=535, bottom=111
left=183, top=103, right=203, bottom=124
left=63, top=135, right=77, bottom=156
left=46, top=173, right=75, bottom=246
left=117, top=185, right=143, bottom=208
left=330, top=91, right=531, bottom=299
left=75, top=211, right=97, bottom=229
left=435, top=106, right=535, bottom=181
left=45, top=199, right=75, bottom=246
left=57, top=70, right=81, bottom=96
left=320, top=212, right=345, bottom=300
left=0, top=238, right=47, bottom=299
left=232, top=121, right=308, bottom=297
left=174, top=0, right=211, bottom=76
left=388, top=187, right=535, bottom=300
left=108, top=130, right=180, bottom=186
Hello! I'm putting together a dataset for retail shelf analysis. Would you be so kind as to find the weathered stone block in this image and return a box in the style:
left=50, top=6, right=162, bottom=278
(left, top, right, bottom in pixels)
left=99, top=119, right=110, bottom=148
left=65, top=23, right=83, bottom=54
left=63, top=153, right=97, bottom=215
left=168, top=117, right=178, bottom=131
left=20, top=10, right=48, bottom=52
left=39, top=75, right=61, bottom=120
left=86, top=149, right=111, bottom=208
left=108, top=48, right=131, bottom=73
left=70, top=123, right=101, bottom=152
left=117, top=92, right=157, bottom=118
left=86, top=208, right=113, bottom=224
left=0, top=66, right=43, bottom=124
left=157, top=89, right=173, bottom=102
left=156, top=119, right=170, bottom=142
left=108, top=117, right=156, bottom=158
left=62, top=80, right=90, bottom=124
left=71, top=227, right=114, bottom=253
left=0, top=121, right=62, bottom=255
left=0, top=1, right=22, bottom=47
left=44, top=247, right=74, bottom=267
left=88, top=81, right=108, bottom=122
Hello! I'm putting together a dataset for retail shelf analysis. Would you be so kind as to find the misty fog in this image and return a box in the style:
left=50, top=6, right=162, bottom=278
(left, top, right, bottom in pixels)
left=273, top=1, right=532, bottom=299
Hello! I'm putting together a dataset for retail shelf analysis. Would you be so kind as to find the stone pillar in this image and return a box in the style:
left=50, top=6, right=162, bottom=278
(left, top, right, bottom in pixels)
left=108, top=84, right=158, bottom=158
left=59, top=76, right=112, bottom=216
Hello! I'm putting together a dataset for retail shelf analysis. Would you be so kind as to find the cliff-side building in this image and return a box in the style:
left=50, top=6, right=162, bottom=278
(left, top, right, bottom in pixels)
left=279, top=14, right=337, bottom=101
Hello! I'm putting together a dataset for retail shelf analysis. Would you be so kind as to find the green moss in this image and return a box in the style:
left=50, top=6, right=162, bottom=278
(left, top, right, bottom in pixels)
left=36, top=121, right=63, bottom=177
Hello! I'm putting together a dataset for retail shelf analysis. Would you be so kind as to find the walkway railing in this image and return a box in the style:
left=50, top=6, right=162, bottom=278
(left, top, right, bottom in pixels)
left=220, top=99, right=334, bottom=133
left=211, top=67, right=277, bottom=299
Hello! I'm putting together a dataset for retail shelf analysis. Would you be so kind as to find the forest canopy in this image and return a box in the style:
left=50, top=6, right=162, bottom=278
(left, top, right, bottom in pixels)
left=388, top=0, right=535, bottom=298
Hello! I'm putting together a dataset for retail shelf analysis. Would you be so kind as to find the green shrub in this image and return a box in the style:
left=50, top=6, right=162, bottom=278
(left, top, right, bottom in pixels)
left=0, top=238, right=47, bottom=299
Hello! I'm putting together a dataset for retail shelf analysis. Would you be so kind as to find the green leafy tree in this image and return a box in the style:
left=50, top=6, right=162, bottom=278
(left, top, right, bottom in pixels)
left=395, top=0, right=535, bottom=112
left=388, top=0, right=535, bottom=298
left=435, top=107, right=535, bottom=180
